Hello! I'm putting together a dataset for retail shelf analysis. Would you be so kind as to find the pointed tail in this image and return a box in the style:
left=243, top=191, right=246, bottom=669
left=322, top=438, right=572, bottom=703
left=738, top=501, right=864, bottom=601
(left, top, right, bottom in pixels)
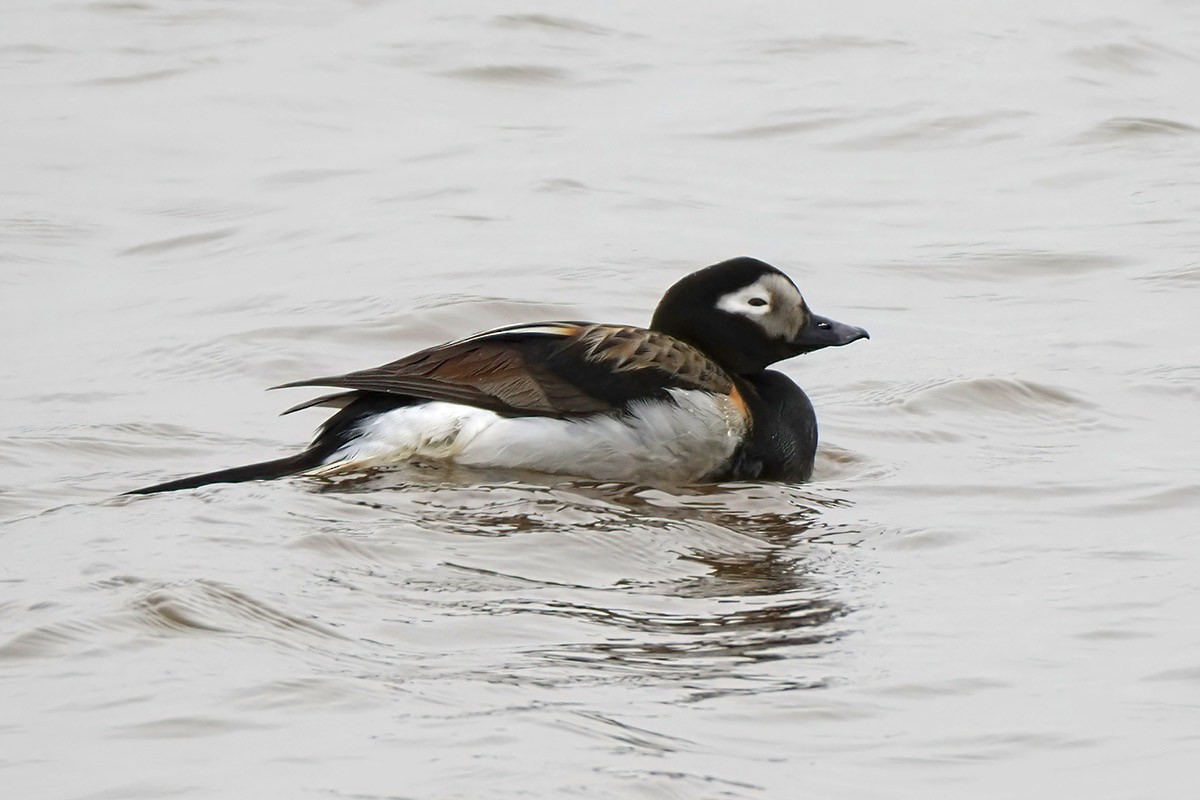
left=125, top=392, right=415, bottom=496
left=124, top=447, right=330, bottom=496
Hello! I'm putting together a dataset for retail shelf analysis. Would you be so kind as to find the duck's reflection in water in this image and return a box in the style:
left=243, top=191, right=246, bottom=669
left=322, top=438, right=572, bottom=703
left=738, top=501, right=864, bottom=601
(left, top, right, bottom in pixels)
left=311, top=465, right=861, bottom=690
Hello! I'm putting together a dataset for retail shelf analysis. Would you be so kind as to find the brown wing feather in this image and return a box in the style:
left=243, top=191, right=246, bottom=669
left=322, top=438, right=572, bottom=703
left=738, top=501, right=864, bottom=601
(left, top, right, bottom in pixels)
left=272, top=323, right=732, bottom=418
left=273, top=324, right=610, bottom=417
left=574, top=325, right=732, bottom=393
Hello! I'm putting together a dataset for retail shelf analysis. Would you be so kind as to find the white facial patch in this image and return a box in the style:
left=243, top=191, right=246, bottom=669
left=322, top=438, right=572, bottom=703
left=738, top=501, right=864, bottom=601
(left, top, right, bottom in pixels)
left=715, top=273, right=807, bottom=340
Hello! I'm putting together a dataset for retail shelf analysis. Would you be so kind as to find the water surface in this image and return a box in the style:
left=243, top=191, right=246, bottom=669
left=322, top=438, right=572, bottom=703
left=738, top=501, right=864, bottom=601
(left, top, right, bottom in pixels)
left=3, top=1, right=1200, bottom=797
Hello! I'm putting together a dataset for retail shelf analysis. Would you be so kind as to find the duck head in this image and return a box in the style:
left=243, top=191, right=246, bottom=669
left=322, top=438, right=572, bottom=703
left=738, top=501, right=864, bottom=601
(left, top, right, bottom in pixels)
left=650, top=256, right=869, bottom=375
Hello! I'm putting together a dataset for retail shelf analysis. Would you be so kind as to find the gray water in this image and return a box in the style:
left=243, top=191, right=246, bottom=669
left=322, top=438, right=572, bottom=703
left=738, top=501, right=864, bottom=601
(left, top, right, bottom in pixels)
left=3, top=1, right=1200, bottom=797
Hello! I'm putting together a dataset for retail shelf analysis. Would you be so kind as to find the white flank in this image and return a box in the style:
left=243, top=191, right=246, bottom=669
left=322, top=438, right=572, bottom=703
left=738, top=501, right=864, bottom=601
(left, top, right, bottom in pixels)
left=313, top=389, right=747, bottom=483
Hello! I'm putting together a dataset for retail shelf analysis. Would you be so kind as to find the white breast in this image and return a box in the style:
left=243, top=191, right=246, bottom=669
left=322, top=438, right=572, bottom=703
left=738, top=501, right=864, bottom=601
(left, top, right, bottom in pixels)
left=313, top=389, right=747, bottom=483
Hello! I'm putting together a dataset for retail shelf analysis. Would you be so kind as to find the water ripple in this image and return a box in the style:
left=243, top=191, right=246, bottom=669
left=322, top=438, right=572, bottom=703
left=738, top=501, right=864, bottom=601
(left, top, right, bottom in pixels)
left=117, top=227, right=239, bottom=257
left=830, top=111, right=1032, bottom=151
left=901, top=377, right=1090, bottom=417
left=138, top=580, right=347, bottom=640
left=1075, top=116, right=1200, bottom=143
left=81, top=66, right=196, bottom=86
left=439, top=65, right=573, bottom=85
left=0, top=578, right=344, bottom=660
left=493, top=13, right=615, bottom=36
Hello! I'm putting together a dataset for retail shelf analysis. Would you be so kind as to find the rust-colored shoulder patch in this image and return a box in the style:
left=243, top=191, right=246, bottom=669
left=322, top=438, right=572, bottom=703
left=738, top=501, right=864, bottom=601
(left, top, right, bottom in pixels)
left=726, top=382, right=751, bottom=425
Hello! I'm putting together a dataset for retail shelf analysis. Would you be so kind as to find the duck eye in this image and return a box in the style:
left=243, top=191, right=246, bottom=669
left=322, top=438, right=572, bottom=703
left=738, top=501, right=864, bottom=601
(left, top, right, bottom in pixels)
left=747, top=297, right=768, bottom=307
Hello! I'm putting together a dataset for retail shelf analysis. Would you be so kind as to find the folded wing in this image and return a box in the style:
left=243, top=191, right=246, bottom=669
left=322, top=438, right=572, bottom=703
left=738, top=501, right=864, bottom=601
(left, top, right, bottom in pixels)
left=272, top=322, right=733, bottom=418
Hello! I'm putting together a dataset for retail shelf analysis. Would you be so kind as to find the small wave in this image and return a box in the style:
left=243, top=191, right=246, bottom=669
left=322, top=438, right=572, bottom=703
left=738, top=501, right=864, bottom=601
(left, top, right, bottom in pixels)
left=117, top=227, right=239, bottom=257
left=0, top=42, right=61, bottom=58
left=81, top=67, right=194, bottom=86
left=830, top=110, right=1032, bottom=151
left=1087, top=482, right=1200, bottom=515
left=812, top=443, right=887, bottom=482
left=2, top=421, right=244, bottom=464
left=0, top=578, right=344, bottom=660
left=439, top=65, right=571, bottom=85
left=1068, top=43, right=1159, bottom=75
left=761, top=34, right=910, bottom=56
left=113, top=715, right=270, bottom=739
left=902, top=377, right=1090, bottom=417
left=1130, top=364, right=1200, bottom=398
left=1137, top=263, right=1200, bottom=289
left=705, top=114, right=849, bottom=141
left=227, top=676, right=382, bottom=711
left=535, top=178, right=595, bottom=193
left=1075, top=116, right=1200, bottom=143
left=493, top=14, right=614, bottom=36
left=0, top=616, right=119, bottom=659
left=290, top=531, right=417, bottom=566
left=554, top=709, right=699, bottom=754
left=906, top=248, right=1128, bottom=280
left=1, top=214, right=97, bottom=246
left=258, top=168, right=364, bottom=186
left=137, top=580, right=347, bottom=640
